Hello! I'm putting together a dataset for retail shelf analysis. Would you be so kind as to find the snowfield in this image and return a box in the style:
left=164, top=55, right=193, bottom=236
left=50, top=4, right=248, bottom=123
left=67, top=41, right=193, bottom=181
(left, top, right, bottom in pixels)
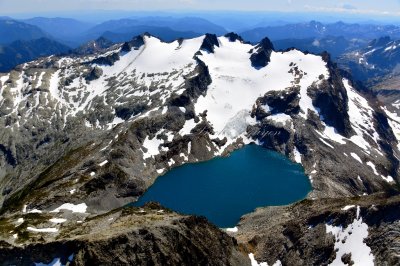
left=326, top=206, right=374, bottom=266
left=196, top=36, right=329, bottom=135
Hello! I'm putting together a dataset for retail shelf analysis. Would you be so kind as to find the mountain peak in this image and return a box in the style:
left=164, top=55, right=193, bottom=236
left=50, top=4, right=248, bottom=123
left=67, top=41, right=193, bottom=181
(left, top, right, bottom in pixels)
left=369, top=36, right=392, bottom=47
left=121, top=34, right=146, bottom=52
left=200, top=33, right=220, bottom=53
left=224, top=32, right=245, bottom=43
left=250, top=36, right=274, bottom=69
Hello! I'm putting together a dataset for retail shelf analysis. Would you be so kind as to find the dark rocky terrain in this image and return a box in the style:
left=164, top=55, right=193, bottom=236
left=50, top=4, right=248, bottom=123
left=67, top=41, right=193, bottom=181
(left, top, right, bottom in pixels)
left=0, top=32, right=399, bottom=265
left=0, top=202, right=248, bottom=265
left=72, top=37, right=114, bottom=56
left=235, top=192, right=400, bottom=266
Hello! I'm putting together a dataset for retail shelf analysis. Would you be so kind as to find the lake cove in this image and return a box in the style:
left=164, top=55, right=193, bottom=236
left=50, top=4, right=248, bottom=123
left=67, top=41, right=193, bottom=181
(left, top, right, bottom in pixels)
left=134, top=144, right=312, bottom=228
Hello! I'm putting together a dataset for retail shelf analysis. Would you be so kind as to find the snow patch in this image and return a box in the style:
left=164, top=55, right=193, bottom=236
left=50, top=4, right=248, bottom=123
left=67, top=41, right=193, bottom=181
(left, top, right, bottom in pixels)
left=293, top=147, right=302, bottom=164
left=143, top=135, right=163, bottom=159
left=51, top=203, right=87, bottom=213
left=343, top=79, right=378, bottom=151
left=107, top=116, right=125, bottom=129
left=157, top=169, right=164, bottom=174
left=366, top=161, right=379, bottom=176
left=168, top=158, right=175, bottom=166
left=267, top=113, right=292, bottom=127
left=382, top=175, right=394, bottom=183
left=325, top=206, right=374, bottom=266
left=317, top=126, right=346, bottom=145
left=318, top=137, right=334, bottom=149
left=49, top=218, right=67, bottom=224
left=342, top=205, right=356, bottom=211
left=226, top=227, right=238, bottom=232
left=350, top=153, right=362, bottom=163
left=27, top=227, right=58, bottom=233
left=28, top=209, right=43, bottom=214
left=249, top=253, right=282, bottom=266
left=98, top=160, right=108, bottom=167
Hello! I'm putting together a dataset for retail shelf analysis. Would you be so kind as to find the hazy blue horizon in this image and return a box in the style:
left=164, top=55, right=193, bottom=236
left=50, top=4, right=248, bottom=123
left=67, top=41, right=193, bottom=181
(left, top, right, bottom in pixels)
left=3, top=10, right=400, bottom=27
left=1, top=0, right=400, bottom=24
left=1, top=0, right=399, bottom=14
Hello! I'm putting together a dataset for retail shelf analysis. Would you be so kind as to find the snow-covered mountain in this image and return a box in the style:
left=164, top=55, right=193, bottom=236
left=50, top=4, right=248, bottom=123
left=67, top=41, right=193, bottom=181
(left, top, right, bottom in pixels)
left=0, top=32, right=399, bottom=265
left=0, top=32, right=398, bottom=208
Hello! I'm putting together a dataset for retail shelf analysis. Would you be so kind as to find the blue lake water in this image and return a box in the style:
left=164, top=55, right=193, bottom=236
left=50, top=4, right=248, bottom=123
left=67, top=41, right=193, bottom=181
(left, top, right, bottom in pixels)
left=134, top=144, right=312, bottom=228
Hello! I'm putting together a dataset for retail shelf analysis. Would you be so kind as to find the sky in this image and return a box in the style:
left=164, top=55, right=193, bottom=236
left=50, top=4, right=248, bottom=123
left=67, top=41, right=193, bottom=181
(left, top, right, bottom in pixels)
left=1, top=0, right=400, bottom=16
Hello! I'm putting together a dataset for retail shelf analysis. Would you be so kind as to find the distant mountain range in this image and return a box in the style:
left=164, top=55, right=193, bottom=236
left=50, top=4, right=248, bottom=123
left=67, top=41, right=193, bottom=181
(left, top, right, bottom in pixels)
left=17, top=16, right=227, bottom=46
left=0, top=16, right=230, bottom=71
left=100, top=26, right=200, bottom=43
left=0, top=37, right=70, bottom=72
left=22, top=17, right=93, bottom=46
left=10, top=16, right=400, bottom=48
left=0, top=18, right=49, bottom=44
left=273, top=36, right=367, bottom=59
left=339, top=36, right=400, bottom=85
left=241, top=21, right=400, bottom=42
left=87, top=17, right=227, bottom=36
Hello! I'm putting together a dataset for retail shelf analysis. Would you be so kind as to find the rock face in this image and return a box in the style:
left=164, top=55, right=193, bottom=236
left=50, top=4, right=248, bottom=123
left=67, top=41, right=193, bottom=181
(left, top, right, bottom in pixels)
left=308, top=54, right=353, bottom=137
left=120, top=35, right=145, bottom=53
left=224, top=32, right=246, bottom=43
left=0, top=33, right=399, bottom=264
left=200, top=33, right=220, bottom=53
left=250, top=37, right=274, bottom=68
left=73, top=37, right=114, bottom=55
left=90, top=52, right=120, bottom=66
left=85, top=66, right=103, bottom=82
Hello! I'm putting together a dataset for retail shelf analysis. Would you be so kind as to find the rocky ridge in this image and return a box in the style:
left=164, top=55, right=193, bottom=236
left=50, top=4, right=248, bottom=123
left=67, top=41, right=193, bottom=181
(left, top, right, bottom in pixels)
left=235, top=192, right=400, bottom=266
left=0, top=202, right=248, bottom=265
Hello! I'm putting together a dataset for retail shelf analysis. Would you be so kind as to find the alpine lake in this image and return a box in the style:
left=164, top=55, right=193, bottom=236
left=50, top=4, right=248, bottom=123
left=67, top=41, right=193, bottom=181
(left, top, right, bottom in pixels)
left=134, top=144, right=312, bottom=228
